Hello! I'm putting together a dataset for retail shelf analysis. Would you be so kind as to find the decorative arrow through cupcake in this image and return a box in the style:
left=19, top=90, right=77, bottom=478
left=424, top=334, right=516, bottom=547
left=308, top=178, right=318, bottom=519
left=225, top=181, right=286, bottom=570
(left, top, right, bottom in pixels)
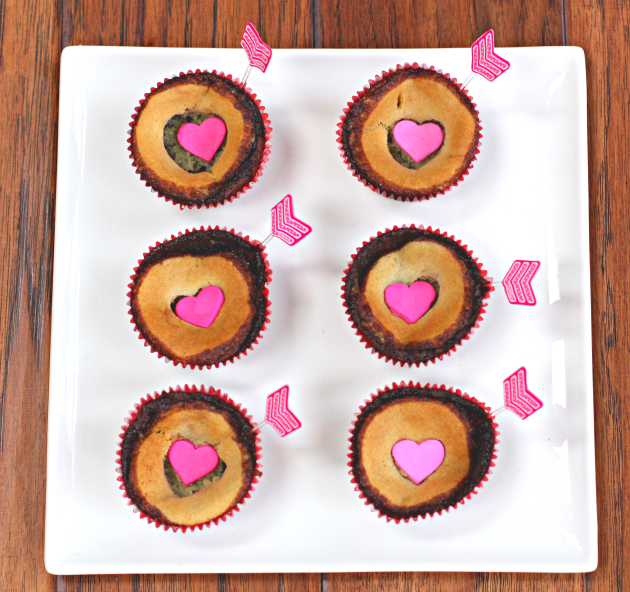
left=165, top=385, right=301, bottom=490
left=173, top=195, right=311, bottom=329
left=390, top=371, right=542, bottom=487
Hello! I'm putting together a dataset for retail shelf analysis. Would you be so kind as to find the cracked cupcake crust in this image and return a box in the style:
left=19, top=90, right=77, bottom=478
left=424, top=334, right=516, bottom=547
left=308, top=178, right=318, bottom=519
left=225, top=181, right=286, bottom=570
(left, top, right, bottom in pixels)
left=350, top=386, right=496, bottom=520
left=343, top=227, right=491, bottom=365
left=341, top=67, right=480, bottom=200
left=120, top=390, right=259, bottom=527
left=129, top=229, right=270, bottom=368
left=130, top=71, right=267, bottom=207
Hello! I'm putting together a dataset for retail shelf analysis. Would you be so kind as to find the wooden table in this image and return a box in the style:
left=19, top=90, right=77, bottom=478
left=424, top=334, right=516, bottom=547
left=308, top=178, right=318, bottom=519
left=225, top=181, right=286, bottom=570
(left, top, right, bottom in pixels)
left=0, top=0, right=626, bottom=589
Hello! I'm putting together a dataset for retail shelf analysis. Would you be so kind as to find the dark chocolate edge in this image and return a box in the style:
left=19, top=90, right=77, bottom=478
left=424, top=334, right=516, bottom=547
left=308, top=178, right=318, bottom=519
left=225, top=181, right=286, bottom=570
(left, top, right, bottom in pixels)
left=350, top=386, right=495, bottom=520
left=121, top=390, right=259, bottom=527
left=344, top=227, right=491, bottom=364
left=129, top=229, right=269, bottom=366
left=130, top=72, right=266, bottom=207
left=341, top=68, right=480, bottom=200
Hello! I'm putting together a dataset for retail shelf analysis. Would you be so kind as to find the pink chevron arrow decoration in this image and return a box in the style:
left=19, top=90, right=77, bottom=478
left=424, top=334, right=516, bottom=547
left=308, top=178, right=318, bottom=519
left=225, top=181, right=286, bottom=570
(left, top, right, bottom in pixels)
left=502, top=260, right=540, bottom=305
left=265, top=386, right=301, bottom=437
left=241, top=22, right=273, bottom=73
left=471, top=29, right=510, bottom=82
left=270, top=194, right=312, bottom=246
left=503, top=367, right=543, bottom=419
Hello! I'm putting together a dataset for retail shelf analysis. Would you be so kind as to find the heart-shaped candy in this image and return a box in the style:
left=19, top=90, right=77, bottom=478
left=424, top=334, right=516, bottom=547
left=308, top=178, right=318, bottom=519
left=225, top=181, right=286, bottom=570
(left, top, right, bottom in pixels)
left=392, top=439, right=445, bottom=484
left=175, top=285, right=224, bottom=328
left=168, top=440, right=219, bottom=486
left=177, top=117, right=227, bottom=162
left=384, top=281, right=436, bottom=324
left=393, top=120, right=444, bottom=163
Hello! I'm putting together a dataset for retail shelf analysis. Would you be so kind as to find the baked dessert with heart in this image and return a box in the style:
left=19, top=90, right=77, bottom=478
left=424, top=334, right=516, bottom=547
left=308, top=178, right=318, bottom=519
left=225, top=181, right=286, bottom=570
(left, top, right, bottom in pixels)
left=338, top=64, right=481, bottom=201
left=342, top=225, right=492, bottom=365
left=117, top=386, right=261, bottom=530
left=129, top=70, right=271, bottom=208
left=349, top=382, right=497, bottom=521
left=128, top=227, right=271, bottom=368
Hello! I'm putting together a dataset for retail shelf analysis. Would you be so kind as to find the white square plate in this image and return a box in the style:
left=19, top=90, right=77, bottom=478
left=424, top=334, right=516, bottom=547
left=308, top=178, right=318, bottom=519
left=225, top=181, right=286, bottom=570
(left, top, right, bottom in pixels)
left=46, top=46, right=596, bottom=574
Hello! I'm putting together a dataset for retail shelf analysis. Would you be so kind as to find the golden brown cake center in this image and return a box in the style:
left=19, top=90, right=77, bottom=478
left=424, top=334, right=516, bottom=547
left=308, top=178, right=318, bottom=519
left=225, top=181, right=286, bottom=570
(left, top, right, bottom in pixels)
left=134, top=83, right=245, bottom=188
left=131, top=407, right=248, bottom=526
left=135, top=254, right=254, bottom=358
left=359, top=400, right=470, bottom=508
left=364, top=240, right=466, bottom=342
left=361, top=77, right=477, bottom=189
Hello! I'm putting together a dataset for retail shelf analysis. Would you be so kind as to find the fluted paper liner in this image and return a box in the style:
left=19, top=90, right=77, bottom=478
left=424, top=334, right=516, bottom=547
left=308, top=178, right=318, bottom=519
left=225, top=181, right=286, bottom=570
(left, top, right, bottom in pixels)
left=337, top=63, right=482, bottom=202
left=116, top=384, right=262, bottom=532
left=341, top=224, right=493, bottom=366
left=127, top=225, right=272, bottom=369
left=128, top=69, right=272, bottom=209
left=348, top=381, right=499, bottom=522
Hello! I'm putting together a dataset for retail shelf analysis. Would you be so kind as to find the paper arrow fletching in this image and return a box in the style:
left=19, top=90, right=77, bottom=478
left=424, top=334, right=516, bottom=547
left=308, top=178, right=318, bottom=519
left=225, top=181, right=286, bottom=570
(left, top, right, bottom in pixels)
left=271, top=194, right=312, bottom=245
left=265, top=386, right=302, bottom=437
left=503, top=367, right=543, bottom=419
left=241, top=23, right=273, bottom=73
left=471, top=29, right=510, bottom=82
left=502, top=260, right=540, bottom=305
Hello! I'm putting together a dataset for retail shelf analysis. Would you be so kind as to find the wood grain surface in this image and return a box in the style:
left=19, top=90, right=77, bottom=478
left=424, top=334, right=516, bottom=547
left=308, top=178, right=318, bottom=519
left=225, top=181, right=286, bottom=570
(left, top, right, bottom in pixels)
left=0, top=0, right=626, bottom=590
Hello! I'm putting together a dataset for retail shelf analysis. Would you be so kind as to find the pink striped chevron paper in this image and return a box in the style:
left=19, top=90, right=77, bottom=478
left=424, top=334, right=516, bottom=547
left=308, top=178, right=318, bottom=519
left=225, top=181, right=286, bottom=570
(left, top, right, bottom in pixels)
left=265, top=386, right=301, bottom=437
left=241, top=23, right=272, bottom=73
left=503, top=367, right=543, bottom=419
left=502, top=260, right=540, bottom=305
left=471, top=29, right=510, bottom=82
left=271, top=194, right=312, bottom=245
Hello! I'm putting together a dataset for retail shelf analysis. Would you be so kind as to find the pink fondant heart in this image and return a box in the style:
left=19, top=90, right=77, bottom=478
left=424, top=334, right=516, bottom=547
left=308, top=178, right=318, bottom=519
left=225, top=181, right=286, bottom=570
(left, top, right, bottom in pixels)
left=175, top=285, right=224, bottom=328
left=168, top=440, right=219, bottom=486
left=177, top=117, right=227, bottom=162
left=392, top=439, right=445, bottom=485
left=393, top=120, right=444, bottom=163
left=384, top=281, right=436, bottom=324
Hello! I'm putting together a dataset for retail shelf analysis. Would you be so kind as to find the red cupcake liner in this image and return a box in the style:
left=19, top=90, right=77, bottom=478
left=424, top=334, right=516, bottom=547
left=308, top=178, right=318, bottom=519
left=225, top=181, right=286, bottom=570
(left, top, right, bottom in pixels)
left=337, top=63, right=482, bottom=202
left=348, top=381, right=499, bottom=522
left=341, top=224, right=494, bottom=367
left=115, top=384, right=262, bottom=532
left=128, top=69, right=272, bottom=210
left=127, top=225, right=272, bottom=370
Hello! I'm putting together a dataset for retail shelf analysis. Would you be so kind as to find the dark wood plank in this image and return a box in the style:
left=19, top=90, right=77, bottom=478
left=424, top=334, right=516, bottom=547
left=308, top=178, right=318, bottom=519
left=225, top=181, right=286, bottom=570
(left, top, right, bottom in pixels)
left=0, top=0, right=59, bottom=589
left=565, top=1, right=630, bottom=592
left=324, top=572, right=473, bottom=592
left=314, top=0, right=563, bottom=49
left=59, top=573, right=322, bottom=592
left=62, top=0, right=314, bottom=48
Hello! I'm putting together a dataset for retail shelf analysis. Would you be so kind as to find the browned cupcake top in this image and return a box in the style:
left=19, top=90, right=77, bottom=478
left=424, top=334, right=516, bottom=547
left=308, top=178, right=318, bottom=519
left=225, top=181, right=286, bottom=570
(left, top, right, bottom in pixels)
left=350, top=386, right=495, bottom=520
left=344, top=227, right=491, bottom=365
left=130, top=71, right=266, bottom=207
left=121, top=389, right=259, bottom=527
left=341, top=67, right=480, bottom=200
left=129, top=229, right=269, bottom=367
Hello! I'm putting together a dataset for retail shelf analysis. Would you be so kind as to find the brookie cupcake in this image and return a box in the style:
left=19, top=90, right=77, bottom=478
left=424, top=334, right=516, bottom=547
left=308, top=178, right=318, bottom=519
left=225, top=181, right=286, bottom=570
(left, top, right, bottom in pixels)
left=338, top=64, right=481, bottom=201
left=129, top=70, right=271, bottom=208
left=342, top=225, right=492, bottom=365
left=349, top=382, right=497, bottom=521
left=128, top=227, right=271, bottom=369
left=117, top=385, right=261, bottom=531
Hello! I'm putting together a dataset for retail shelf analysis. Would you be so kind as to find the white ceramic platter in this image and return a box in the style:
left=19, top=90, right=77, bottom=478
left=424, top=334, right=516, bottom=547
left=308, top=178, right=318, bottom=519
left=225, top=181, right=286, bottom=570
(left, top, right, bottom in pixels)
left=46, top=46, right=596, bottom=574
